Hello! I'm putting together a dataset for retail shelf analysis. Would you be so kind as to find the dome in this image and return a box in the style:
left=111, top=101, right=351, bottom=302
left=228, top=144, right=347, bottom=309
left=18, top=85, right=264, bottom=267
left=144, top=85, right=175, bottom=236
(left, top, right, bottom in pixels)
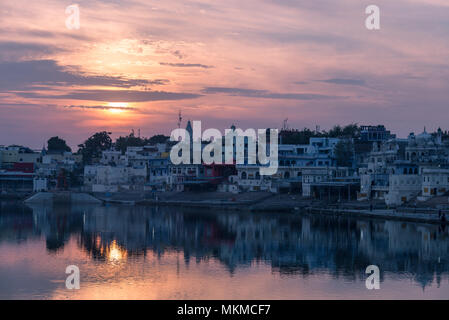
left=416, top=127, right=431, bottom=141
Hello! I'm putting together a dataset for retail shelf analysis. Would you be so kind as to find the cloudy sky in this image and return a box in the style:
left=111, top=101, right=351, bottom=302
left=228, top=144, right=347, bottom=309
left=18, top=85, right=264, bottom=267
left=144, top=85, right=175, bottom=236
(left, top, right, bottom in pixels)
left=1, top=0, right=448, bottom=149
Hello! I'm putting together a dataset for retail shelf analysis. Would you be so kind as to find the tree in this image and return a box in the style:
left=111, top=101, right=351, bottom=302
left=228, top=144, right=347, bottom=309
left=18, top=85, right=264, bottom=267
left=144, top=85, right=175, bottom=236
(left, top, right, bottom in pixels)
left=47, top=136, right=71, bottom=153
left=147, top=134, right=169, bottom=145
left=78, top=131, right=112, bottom=164
left=280, top=128, right=323, bottom=145
left=115, top=132, right=147, bottom=154
left=327, top=124, right=360, bottom=138
left=334, top=139, right=354, bottom=167
left=114, top=133, right=170, bottom=154
left=279, top=124, right=360, bottom=145
left=327, top=125, right=343, bottom=138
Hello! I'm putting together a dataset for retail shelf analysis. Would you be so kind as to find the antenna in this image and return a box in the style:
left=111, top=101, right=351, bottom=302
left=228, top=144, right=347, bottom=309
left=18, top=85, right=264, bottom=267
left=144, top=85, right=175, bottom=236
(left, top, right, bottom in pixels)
left=178, top=110, right=182, bottom=129
left=282, top=118, right=289, bottom=131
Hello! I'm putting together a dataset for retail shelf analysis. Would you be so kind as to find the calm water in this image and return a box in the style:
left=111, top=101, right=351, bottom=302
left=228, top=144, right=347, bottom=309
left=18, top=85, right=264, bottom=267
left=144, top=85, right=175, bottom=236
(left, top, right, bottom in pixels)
left=0, top=201, right=449, bottom=299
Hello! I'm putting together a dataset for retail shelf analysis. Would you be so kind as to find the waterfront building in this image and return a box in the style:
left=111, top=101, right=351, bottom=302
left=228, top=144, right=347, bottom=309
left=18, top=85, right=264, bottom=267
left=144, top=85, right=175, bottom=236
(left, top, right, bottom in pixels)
left=125, top=144, right=168, bottom=168
left=360, top=161, right=421, bottom=205
left=358, top=128, right=449, bottom=205
left=0, top=145, right=41, bottom=169
left=384, top=165, right=421, bottom=206
left=83, top=165, right=147, bottom=192
left=33, top=151, right=82, bottom=190
left=234, top=137, right=340, bottom=193
left=146, top=156, right=170, bottom=191
left=33, top=178, right=48, bottom=192
left=0, top=162, right=35, bottom=192
left=100, top=150, right=126, bottom=166
left=405, top=129, right=448, bottom=166
left=301, top=166, right=358, bottom=200
left=168, top=163, right=204, bottom=192
left=358, top=138, right=408, bottom=201
left=360, top=125, right=394, bottom=142
left=235, top=164, right=276, bottom=192
left=420, top=168, right=449, bottom=200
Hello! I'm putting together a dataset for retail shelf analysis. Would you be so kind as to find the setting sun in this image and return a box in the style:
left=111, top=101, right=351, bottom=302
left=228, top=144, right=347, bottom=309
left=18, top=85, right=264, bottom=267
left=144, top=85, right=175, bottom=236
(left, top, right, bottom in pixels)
left=107, top=102, right=128, bottom=113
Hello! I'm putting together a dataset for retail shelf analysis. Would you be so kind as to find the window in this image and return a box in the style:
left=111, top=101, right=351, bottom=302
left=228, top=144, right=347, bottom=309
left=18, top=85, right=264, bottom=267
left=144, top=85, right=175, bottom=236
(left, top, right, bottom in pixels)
left=241, top=172, right=247, bottom=179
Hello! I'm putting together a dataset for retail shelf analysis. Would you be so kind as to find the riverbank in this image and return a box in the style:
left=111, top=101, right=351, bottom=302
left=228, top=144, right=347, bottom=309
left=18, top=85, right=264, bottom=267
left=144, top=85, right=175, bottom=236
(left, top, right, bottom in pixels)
left=135, top=191, right=447, bottom=225
left=306, top=207, right=445, bottom=224
left=0, top=192, right=30, bottom=200
left=137, top=191, right=274, bottom=209
left=6, top=190, right=447, bottom=225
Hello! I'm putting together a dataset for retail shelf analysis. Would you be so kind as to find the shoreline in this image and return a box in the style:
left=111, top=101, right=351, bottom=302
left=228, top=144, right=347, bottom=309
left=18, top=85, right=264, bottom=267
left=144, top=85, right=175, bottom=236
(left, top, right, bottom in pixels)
left=2, top=190, right=447, bottom=225
left=135, top=200, right=446, bottom=225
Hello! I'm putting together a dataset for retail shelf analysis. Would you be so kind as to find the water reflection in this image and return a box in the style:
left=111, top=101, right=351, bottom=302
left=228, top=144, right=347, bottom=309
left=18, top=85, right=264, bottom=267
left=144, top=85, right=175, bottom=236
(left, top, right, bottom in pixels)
left=0, top=201, right=448, bottom=298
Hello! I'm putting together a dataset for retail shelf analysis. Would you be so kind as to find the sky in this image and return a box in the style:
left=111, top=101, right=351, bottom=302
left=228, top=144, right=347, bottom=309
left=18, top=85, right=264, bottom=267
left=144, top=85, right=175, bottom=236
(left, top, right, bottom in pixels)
left=0, top=0, right=449, bottom=149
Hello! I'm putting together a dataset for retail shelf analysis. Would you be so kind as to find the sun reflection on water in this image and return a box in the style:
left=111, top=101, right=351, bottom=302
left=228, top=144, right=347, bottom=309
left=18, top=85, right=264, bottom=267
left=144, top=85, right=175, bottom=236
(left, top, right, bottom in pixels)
left=107, top=240, right=127, bottom=262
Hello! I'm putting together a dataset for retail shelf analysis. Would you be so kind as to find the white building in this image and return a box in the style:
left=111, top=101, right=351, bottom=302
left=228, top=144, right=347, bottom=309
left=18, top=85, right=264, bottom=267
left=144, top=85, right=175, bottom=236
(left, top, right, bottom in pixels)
left=168, top=164, right=203, bottom=191
left=235, top=165, right=275, bottom=192
left=125, top=144, right=168, bottom=168
left=33, top=178, right=48, bottom=192
left=385, top=173, right=421, bottom=206
left=100, top=150, right=126, bottom=166
left=84, top=165, right=147, bottom=192
left=420, top=168, right=449, bottom=200
left=302, top=167, right=353, bottom=197
left=146, top=156, right=170, bottom=191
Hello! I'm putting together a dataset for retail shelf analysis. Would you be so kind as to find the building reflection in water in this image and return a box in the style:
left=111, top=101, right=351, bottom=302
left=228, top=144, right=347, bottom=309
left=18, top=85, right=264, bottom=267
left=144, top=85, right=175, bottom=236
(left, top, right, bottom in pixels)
left=0, top=201, right=448, bottom=290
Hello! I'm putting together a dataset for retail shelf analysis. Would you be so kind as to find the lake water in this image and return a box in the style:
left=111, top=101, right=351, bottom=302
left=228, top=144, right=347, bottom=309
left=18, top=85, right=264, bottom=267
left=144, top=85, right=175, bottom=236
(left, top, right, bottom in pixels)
left=0, top=201, right=448, bottom=299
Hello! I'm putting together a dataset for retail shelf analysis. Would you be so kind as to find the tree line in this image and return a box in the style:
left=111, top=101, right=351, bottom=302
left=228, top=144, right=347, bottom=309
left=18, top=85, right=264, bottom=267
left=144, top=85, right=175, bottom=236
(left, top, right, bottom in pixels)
left=45, top=131, right=170, bottom=165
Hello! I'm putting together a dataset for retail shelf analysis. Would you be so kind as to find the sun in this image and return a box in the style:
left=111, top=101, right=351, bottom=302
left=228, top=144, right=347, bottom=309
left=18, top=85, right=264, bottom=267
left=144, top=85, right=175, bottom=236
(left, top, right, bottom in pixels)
left=107, top=102, right=128, bottom=113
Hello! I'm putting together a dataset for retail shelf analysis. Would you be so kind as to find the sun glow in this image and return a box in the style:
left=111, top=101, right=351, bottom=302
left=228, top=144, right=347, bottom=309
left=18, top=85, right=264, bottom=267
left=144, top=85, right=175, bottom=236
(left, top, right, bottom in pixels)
left=107, top=102, right=128, bottom=113
left=107, top=240, right=127, bottom=262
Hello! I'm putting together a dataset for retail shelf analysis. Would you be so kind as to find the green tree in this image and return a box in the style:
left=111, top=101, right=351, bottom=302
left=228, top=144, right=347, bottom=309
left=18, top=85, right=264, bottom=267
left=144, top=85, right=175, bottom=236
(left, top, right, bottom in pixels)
left=78, top=131, right=112, bottom=164
left=115, top=131, right=147, bottom=154
left=147, top=134, right=169, bottom=145
left=47, top=136, right=71, bottom=153
left=342, top=123, right=360, bottom=139
left=326, top=124, right=359, bottom=138
left=280, top=128, right=323, bottom=145
left=334, top=139, right=354, bottom=167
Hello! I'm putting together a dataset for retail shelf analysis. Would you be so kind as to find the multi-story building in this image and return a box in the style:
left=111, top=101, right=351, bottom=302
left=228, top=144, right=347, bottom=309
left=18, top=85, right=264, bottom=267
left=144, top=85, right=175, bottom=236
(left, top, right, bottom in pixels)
left=359, top=128, right=449, bottom=205
left=302, top=167, right=357, bottom=200
left=146, top=156, right=170, bottom=191
left=83, top=165, right=147, bottom=192
left=0, top=145, right=41, bottom=169
left=420, top=168, right=449, bottom=200
left=234, top=137, right=340, bottom=193
left=384, top=163, right=422, bottom=206
left=405, top=129, right=448, bottom=165
left=360, top=125, right=394, bottom=142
